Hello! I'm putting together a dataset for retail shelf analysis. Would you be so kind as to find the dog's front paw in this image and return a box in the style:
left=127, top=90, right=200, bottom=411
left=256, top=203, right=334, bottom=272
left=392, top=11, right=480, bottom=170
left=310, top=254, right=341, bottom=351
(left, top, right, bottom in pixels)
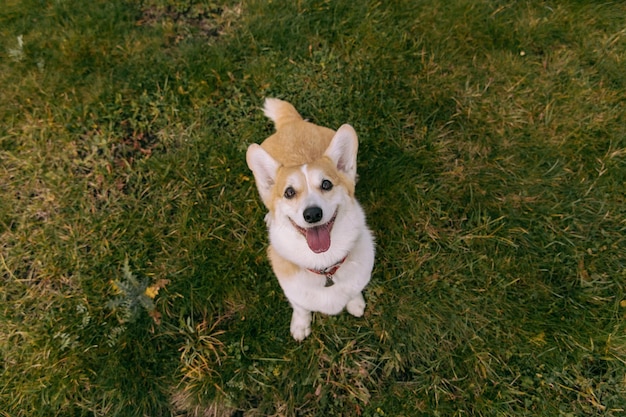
left=346, top=294, right=366, bottom=317
left=291, top=323, right=311, bottom=341
left=290, top=309, right=312, bottom=341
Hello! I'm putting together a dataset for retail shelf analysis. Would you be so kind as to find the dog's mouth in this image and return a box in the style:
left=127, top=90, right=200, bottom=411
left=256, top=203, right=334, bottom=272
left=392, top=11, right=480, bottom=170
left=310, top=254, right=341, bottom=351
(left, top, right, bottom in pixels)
left=290, top=210, right=338, bottom=254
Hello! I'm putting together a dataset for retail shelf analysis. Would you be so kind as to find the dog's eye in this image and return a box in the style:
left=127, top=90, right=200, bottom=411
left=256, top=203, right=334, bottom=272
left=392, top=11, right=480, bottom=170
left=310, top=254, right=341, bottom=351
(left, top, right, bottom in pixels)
left=321, top=179, right=333, bottom=191
left=284, top=186, right=296, bottom=199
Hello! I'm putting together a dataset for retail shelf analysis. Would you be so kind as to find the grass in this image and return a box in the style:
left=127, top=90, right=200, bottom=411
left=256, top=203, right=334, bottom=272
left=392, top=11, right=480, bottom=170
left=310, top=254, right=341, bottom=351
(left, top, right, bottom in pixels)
left=1, top=0, right=625, bottom=415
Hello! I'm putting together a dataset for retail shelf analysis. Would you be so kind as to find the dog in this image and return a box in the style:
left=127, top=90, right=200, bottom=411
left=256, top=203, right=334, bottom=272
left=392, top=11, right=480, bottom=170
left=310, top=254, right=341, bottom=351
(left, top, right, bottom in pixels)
left=246, top=98, right=375, bottom=341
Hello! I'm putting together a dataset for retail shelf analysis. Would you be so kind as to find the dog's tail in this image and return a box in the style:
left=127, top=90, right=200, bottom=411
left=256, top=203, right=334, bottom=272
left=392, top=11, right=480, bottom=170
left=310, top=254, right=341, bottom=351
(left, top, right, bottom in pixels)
left=263, top=98, right=303, bottom=130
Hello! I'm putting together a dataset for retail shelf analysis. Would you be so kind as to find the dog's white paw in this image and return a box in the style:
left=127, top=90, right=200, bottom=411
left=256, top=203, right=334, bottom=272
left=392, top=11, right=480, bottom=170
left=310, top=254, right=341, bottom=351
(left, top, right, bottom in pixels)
left=291, top=323, right=311, bottom=341
left=346, top=294, right=366, bottom=317
left=290, top=310, right=312, bottom=341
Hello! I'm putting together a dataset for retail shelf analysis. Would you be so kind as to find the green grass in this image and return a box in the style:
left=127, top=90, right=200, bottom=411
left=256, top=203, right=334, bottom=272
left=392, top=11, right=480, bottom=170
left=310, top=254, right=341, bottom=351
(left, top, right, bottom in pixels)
left=1, top=0, right=625, bottom=415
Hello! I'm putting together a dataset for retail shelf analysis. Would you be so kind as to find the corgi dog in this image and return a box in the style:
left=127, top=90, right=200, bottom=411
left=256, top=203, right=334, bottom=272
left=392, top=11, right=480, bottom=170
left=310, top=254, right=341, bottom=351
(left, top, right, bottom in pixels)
left=246, top=98, right=375, bottom=341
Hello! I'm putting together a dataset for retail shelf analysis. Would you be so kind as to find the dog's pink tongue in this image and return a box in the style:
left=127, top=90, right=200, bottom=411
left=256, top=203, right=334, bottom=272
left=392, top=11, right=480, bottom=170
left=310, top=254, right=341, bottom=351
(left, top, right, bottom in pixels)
left=306, top=225, right=331, bottom=253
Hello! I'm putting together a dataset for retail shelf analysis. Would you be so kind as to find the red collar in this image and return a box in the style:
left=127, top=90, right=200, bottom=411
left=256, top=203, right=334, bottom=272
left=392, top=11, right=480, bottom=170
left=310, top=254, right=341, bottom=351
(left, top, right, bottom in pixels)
left=307, top=256, right=347, bottom=287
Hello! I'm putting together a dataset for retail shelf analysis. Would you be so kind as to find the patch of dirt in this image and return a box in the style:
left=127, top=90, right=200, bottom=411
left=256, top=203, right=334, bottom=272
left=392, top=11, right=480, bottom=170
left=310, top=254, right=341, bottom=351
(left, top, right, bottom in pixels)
left=112, top=127, right=159, bottom=169
left=139, top=2, right=242, bottom=44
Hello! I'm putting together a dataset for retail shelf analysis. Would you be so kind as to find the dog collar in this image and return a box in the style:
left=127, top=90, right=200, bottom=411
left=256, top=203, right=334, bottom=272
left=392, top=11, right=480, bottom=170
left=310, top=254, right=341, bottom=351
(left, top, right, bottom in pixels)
left=307, top=256, right=347, bottom=287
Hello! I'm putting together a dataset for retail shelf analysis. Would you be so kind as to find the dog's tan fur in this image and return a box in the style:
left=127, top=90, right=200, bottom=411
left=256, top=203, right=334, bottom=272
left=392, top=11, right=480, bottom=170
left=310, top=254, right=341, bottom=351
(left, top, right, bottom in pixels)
left=257, top=100, right=336, bottom=167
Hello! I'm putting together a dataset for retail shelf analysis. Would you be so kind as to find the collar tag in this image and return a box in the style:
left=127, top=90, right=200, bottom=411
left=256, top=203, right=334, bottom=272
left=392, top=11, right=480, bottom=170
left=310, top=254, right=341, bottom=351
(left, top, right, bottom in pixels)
left=324, top=274, right=335, bottom=287
left=307, top=256, right=347, bottom=287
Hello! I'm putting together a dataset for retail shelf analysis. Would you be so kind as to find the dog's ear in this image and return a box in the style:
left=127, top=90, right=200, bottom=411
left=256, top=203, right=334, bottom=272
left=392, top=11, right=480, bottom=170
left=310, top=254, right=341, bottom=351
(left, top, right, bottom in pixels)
left=247, top=144, right=280, bottom=207
left=324, top=124, right=358, bottom=182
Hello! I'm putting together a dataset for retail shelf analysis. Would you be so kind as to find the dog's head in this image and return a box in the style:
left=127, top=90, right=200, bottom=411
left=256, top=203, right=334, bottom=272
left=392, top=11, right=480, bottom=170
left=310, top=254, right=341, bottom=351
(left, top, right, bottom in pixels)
left=247, top=124, right=359, bottom=254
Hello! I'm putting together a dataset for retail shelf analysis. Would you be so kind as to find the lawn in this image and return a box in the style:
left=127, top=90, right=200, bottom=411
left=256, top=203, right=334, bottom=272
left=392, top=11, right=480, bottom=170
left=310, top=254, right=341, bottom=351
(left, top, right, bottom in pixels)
left=1, top=0, right=625, bottom=415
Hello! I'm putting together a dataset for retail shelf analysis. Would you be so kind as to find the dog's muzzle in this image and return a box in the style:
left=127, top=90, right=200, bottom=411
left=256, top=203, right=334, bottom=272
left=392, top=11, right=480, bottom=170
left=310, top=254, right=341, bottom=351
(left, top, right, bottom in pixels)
left=290, top=209, right=338, bottom=254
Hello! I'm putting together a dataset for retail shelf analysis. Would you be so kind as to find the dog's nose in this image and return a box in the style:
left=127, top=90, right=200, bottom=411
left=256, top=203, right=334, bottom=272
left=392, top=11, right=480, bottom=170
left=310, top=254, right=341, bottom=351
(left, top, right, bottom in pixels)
left=303, top=206, right=323, bottom=224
